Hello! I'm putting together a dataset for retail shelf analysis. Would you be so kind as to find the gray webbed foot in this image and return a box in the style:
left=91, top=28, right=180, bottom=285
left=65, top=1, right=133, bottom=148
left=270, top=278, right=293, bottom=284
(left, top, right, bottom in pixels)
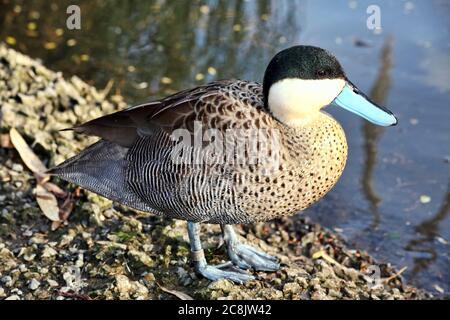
left=222, top=225, right=280, bottom=271
left=187, top=222, right=254, bottom=284
left=195, top=261, right=254, bottom=284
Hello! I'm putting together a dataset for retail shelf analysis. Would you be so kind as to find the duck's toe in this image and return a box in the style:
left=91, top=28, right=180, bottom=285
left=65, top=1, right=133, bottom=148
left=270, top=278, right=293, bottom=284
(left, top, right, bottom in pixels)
left=227, top=243, right=280, bottom=272
left=196, top=263, right=255, bottom=284
left=222, top=225, right=280, bottom=272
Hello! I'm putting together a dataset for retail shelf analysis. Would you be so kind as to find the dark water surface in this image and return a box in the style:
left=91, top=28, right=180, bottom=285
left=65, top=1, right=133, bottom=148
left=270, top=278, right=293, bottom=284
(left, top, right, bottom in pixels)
left=1, top=0, right=449, bottom=294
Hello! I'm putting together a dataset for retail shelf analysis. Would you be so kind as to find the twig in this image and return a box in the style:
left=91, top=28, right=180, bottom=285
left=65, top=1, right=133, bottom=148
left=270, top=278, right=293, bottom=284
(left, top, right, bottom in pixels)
left=383, top=266, right=407, bottom=284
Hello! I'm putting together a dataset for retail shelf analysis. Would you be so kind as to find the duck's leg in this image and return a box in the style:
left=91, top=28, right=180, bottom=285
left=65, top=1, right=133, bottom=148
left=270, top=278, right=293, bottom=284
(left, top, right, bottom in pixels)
left=222, top=225, right=280, bottom=271
left=187, top=222, right=254, bottom=284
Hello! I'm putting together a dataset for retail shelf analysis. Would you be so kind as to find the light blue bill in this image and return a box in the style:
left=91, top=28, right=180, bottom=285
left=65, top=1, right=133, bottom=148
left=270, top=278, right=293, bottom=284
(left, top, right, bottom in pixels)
left=333, top=83, right=398, bottom=126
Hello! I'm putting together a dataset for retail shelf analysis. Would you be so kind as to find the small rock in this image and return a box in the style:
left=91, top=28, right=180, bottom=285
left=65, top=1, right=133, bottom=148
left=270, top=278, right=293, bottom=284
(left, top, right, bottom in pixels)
left=115, top=275, right=148, bottom=299
left=343, top=268, right=360, bottom=282
left=11, top=163, right=23, bottom=172
left=1, top=275, right=13, bottom=287
left=11, top=288, right=23, bottom=295
left=47, top=279, right=59, bottom=287
left=28, top=278, right=40, bottom=290
left=75, top=253, right=84, bottom=267
left=142, top=244, right=154, bottom=252
left=207, top=279, right=234, bottom=294
left=143, top=273, right=155, bottom=283
left=63, top=267, right=83, bottom=292
left=41, top=246, right=58, bottom=258
left=22, top=229, right=33, bottom=237
left=433, top=284, right=444, bottom=294
left=127, top=250, right=154, bottom=267
left=283, top=282, right=301, bottom=298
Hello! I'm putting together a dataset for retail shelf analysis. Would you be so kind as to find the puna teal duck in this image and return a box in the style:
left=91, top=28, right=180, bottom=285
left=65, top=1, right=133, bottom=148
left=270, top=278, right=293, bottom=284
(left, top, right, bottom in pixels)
left=50, top=45, right=397, bottom=283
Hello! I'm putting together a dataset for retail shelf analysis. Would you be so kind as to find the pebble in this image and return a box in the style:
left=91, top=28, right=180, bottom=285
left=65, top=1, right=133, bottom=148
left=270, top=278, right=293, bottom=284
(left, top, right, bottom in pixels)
left=283, top=282, right=301, bottom=297
left=47, top=279, right=59, bottom=287
left=433, top=284, right=444, bottom=294
left=11, top=288, right=22, bottom=295
left=75, top=253, right=84, bottom=267
left=11, top=163, right=23, bottom=172
left=28, top=278, right=40, bottom=290
left=115, top=275, right=149, bottom=299
left=41, top=246, right=58, bottom=258
left=1, top=275, right=13, bottom=287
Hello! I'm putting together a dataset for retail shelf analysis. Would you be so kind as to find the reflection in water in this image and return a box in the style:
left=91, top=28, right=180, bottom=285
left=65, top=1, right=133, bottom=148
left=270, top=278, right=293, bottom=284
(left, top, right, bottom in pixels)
left=361, top=37, right=394, bottom=229
left=406, top=182, right=450, bottom=277
left=0, top=0, right=302, bottom=103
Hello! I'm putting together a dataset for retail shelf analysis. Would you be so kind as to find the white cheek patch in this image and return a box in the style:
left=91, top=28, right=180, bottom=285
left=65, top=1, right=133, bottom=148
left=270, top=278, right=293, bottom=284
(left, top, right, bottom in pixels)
left=268, top=78, right=346, bottom=126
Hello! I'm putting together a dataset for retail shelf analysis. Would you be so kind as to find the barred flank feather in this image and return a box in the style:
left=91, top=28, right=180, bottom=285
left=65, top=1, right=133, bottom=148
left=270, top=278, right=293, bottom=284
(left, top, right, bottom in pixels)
left=48, top=139, right=159, bottom=214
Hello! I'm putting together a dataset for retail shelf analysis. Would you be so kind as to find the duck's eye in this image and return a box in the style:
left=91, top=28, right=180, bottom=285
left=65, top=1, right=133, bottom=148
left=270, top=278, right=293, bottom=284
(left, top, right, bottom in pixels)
left=316, top=70, right=327, bottom=77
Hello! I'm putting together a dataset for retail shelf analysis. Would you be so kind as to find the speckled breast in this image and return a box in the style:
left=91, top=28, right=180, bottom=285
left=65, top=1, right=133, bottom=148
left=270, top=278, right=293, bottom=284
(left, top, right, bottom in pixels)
left=234, top=112, right=348, bottom=223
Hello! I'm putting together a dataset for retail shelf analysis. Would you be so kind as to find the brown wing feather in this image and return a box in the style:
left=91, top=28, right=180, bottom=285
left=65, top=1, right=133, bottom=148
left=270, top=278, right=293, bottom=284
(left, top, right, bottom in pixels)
left=71, top=80, right=235, bottom=147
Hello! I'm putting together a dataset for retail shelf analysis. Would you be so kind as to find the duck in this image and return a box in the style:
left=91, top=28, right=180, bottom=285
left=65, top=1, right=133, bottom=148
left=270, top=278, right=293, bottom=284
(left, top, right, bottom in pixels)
left=50, top=45, right=397, bottom=284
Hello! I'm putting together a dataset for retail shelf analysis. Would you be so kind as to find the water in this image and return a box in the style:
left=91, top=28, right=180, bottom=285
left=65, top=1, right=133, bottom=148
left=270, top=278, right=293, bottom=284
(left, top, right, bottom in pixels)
left=1, top=0, right=449, bottom=295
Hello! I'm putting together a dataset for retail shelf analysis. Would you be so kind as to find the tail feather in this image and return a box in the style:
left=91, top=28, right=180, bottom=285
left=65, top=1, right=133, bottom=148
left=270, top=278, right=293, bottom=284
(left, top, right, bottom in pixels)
left=49, top=139, right=158, bottom=213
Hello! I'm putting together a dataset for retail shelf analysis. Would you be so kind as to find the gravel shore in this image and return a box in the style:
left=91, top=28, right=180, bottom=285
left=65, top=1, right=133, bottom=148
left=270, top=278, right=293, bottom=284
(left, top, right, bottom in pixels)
left=0, top=44, right=431, bottom=300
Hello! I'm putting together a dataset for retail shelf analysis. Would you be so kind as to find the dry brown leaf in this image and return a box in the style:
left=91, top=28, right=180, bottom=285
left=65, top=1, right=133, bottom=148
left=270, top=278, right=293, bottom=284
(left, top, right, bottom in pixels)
left=35, top=184, right=60, bottom=222
left=9, top=127, right=73, bottom=227
left=156, top=282, right=194, bottom=300
left=43, top=181, right=68, bottom=198
left=50, top=192, right=75, bottom=230
left=9, top=128, right=47, bottom=174
left=51, top=220, right=62, bottom=231
left=59, top=194, right=74, bottom=221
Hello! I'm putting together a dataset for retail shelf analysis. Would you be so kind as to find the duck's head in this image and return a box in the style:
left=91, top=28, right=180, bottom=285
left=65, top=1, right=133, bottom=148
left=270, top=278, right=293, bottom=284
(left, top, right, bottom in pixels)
left=263, top=45, right=398, bottom=127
